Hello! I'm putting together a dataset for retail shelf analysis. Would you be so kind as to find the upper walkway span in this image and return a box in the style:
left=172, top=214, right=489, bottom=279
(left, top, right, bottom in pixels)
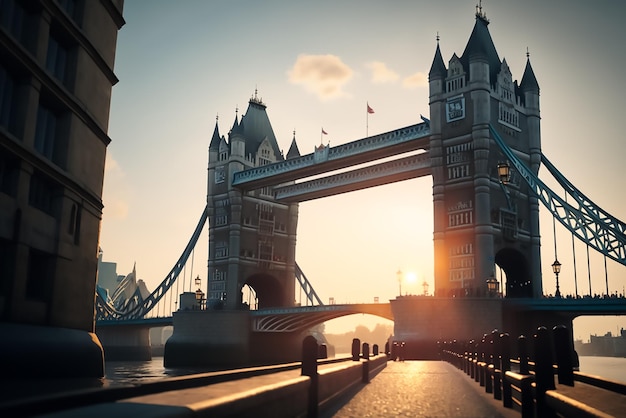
left=232, top=122, right=430, bottom=191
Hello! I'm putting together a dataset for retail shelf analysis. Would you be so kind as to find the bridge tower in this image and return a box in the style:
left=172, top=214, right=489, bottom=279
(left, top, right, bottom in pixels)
left=428, top=8, right=542, bottom=298
left=206, top=93, right=299, bottom=309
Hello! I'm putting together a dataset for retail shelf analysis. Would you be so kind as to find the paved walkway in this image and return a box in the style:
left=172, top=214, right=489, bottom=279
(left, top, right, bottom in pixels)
left=322, top=361, right=519, bottom=418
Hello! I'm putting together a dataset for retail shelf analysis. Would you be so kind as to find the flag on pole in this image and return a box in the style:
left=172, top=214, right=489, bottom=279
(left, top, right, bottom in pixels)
left=322, top=128, right=328, bottom=135
left=367, top=103, right=375, bottom=114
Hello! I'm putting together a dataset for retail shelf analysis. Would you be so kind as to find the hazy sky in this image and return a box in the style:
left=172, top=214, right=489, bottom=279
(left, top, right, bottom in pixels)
left=101, top=1, right=626, bottom=338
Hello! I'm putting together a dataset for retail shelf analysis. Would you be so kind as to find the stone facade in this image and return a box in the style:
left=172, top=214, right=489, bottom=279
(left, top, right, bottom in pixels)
left=0, top=0, right=124, bottom=377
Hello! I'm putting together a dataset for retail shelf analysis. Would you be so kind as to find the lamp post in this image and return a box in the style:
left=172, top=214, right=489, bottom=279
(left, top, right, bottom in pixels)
left=497, top=162, right=510, bottom=184
left=552, top=259, right=562, bottom=298
left=397, top=270, right=402, bottom=297
left=486, top=275, right=499, bottom=297
left=194, top=275, right=205, bottom=309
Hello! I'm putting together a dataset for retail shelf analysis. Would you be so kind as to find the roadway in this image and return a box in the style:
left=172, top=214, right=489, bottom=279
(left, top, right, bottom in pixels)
left=323, top=361, right=518, bottom=418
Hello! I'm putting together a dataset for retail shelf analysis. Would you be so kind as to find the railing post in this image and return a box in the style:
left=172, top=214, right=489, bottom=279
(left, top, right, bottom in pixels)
left=500, top=333, right=512, bottom=408
left=372, top=344, right=379, bottom=356
left=518, top=335, right=529, bottom=375
left=534, top=326, right=556, bottom=417
left=362, top=342, right=370, bottom=383
left=485, top=331, right=496, bottom=394
left=351, top=338, right=361, bottom=361
left=302, top=335, right=319, bottom=418
left=479, top=334, right=487, bottom=387
left=553, top=325, right=575, bottom=386
left=492, top=331, right=502, bottom=400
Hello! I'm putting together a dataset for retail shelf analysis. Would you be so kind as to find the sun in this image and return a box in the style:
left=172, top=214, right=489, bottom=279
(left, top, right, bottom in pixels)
left=406, top=272, right=417, bottom=284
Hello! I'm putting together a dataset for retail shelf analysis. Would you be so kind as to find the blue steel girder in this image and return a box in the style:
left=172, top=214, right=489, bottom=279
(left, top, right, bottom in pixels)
left=489, top=124, right=626, bottom=266
left=295, top=263, right=324, bottom=306
left=232, top=122, right=430, bottom=191
left=251, top=303, right=394, bottom=333
left=95, top=206, right=209, bottom=320
left=274, top=152, right=431, bottom=202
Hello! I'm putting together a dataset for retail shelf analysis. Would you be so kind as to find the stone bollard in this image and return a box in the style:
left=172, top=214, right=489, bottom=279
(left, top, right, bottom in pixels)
left=362, top=342, right=370, bottom=383
left=301, top=336, right=319, bottom=418
left=500, top=333, right=512, bottom=408
left=351, top=338, right=361, bottom=361
left=479, top=334, right=487, bottom=387
left=384, top=341, right=390, bottom=357
left=518, top=335, right=529, bottom=375
left=485, top=331, right=496, bottom=394
left=553, top=325, right=575, bottom=386
left=534, top=326, right=556, bottom=417
left=373, top=344, right=379, bottom=356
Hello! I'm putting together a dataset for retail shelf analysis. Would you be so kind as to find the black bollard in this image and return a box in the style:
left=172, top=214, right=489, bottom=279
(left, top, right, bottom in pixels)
left=500, top=333, right=512, bottom=408
left=534, top=326, right=556, bottom=417
left=301, top=336, right=319, bottom=418
left=553, top=325, right=575, bottom=386
left=351, top=338, right=361, bottom=361
left=362, top=342, right=370, bottom=383
left=362, top=342, right=370, bottom=360
left=518, top=335, right=529, bottom=375
left=384, top=341, right=390, bottom=357
left=373, top=344, right=379, bottom=356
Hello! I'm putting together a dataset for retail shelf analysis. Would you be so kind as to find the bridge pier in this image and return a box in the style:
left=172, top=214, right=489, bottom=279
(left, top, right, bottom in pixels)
left=97, top=325, right=152, bottom=361
left=164, top=310, right=251, bottom=367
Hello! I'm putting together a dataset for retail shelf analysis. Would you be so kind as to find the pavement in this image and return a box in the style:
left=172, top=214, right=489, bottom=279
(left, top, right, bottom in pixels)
left=321, top=360, right=520, bottom=418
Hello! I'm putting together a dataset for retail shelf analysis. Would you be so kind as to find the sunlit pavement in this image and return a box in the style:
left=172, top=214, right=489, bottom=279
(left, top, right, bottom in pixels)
left=323, top=360, right=519, bottom=418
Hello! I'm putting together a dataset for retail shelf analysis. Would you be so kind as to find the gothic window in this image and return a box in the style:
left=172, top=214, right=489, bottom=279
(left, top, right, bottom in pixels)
left=215, top=242, right=228, bottom=258
left=498, top=102, right=520, bottom=131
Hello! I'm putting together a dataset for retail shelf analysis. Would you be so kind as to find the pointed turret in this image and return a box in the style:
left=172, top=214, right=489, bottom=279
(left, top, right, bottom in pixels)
left=209, top=119, right=221, bottom=151
left=460, top=10, right=500, bottom=86
left=286, top=131, right=301, bottom=159
left=520, top=57, right=539, bottom=94
left=428, top=41, right=447, bottom=81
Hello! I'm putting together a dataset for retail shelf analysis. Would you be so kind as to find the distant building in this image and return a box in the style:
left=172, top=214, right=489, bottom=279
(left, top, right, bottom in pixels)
left=0, top=0, right=124, bottom=377
left=575, top=329, right=626, bottom=357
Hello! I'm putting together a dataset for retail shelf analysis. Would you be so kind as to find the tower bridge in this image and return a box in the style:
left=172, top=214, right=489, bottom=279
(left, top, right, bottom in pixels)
left=95, top=10, right=626, bottom=366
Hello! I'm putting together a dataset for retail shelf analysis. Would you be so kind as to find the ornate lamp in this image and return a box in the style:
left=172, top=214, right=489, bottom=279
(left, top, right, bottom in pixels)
left=194, top=276, right=204, bottom=308
left=486, top=275, right=499, bottom=297
left=497, top=162, right=510, bottom=184
left=551, top=259, right=562, bottom=298
left=397, top=270, right=403, bottom=297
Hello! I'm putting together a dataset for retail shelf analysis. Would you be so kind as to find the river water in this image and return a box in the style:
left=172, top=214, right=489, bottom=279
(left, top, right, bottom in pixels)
left=103, top=356, right=626, bottom=386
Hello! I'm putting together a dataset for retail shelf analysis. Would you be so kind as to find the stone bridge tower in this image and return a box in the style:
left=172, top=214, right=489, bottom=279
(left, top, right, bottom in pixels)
left=206, top=93, right=299, bottom=309
left=428, top=9, right=542, bottom=298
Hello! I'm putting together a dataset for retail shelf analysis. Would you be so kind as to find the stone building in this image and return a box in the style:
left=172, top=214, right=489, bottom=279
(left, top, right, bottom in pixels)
left=0, top=0, right=124, bottom=376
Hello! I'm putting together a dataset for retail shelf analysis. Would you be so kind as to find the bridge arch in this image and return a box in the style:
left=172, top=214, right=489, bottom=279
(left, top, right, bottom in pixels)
left=495, top=248, right=533, bottom=298
left=244, top=273, right=285, bottom=309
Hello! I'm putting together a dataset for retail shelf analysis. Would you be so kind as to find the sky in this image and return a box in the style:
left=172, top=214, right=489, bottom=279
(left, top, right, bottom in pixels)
left=100, top=0, right=626, bottom=339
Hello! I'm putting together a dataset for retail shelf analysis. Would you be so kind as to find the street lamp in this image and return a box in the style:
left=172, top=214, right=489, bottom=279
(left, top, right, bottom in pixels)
left=497, top=162, right=510, bottom=184
left=486, top=275, right=499, bottom=297
left=551, top=259, right=562, bottom=298
left=194, top=275, right=205, bottom=309
left=397, top=270, right=402, bottom=297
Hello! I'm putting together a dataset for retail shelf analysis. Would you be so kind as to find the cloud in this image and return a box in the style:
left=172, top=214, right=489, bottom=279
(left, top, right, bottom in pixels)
left=103, top=199, right=129, bottom=220
left=366, top=61, right=399, bottom=83
left=288, top=54, right=353, bottom=100
left=403, top=72, right=428, bottom=88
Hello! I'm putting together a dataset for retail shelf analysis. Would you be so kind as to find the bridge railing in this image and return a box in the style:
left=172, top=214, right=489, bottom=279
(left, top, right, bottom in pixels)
left=440, top=325, right=626, bottom=418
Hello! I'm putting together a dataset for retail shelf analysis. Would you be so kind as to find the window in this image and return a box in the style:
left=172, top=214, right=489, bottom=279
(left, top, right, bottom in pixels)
left=34, top=103, right=68, bottom=167
left=26, top=248, right=54, bottom=302
left=0, top=65, right=15, bottom=130
left=0, top=0, right=25, bottom=41
left=67, top=203, right=81, bottom=244
left=29, top=171, right=61, bottom=216
left=0, top=150, right=19, bottom=196
left=46, top=33, right=69, bottom=84
left=57, top=0, right=82, bottom=24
